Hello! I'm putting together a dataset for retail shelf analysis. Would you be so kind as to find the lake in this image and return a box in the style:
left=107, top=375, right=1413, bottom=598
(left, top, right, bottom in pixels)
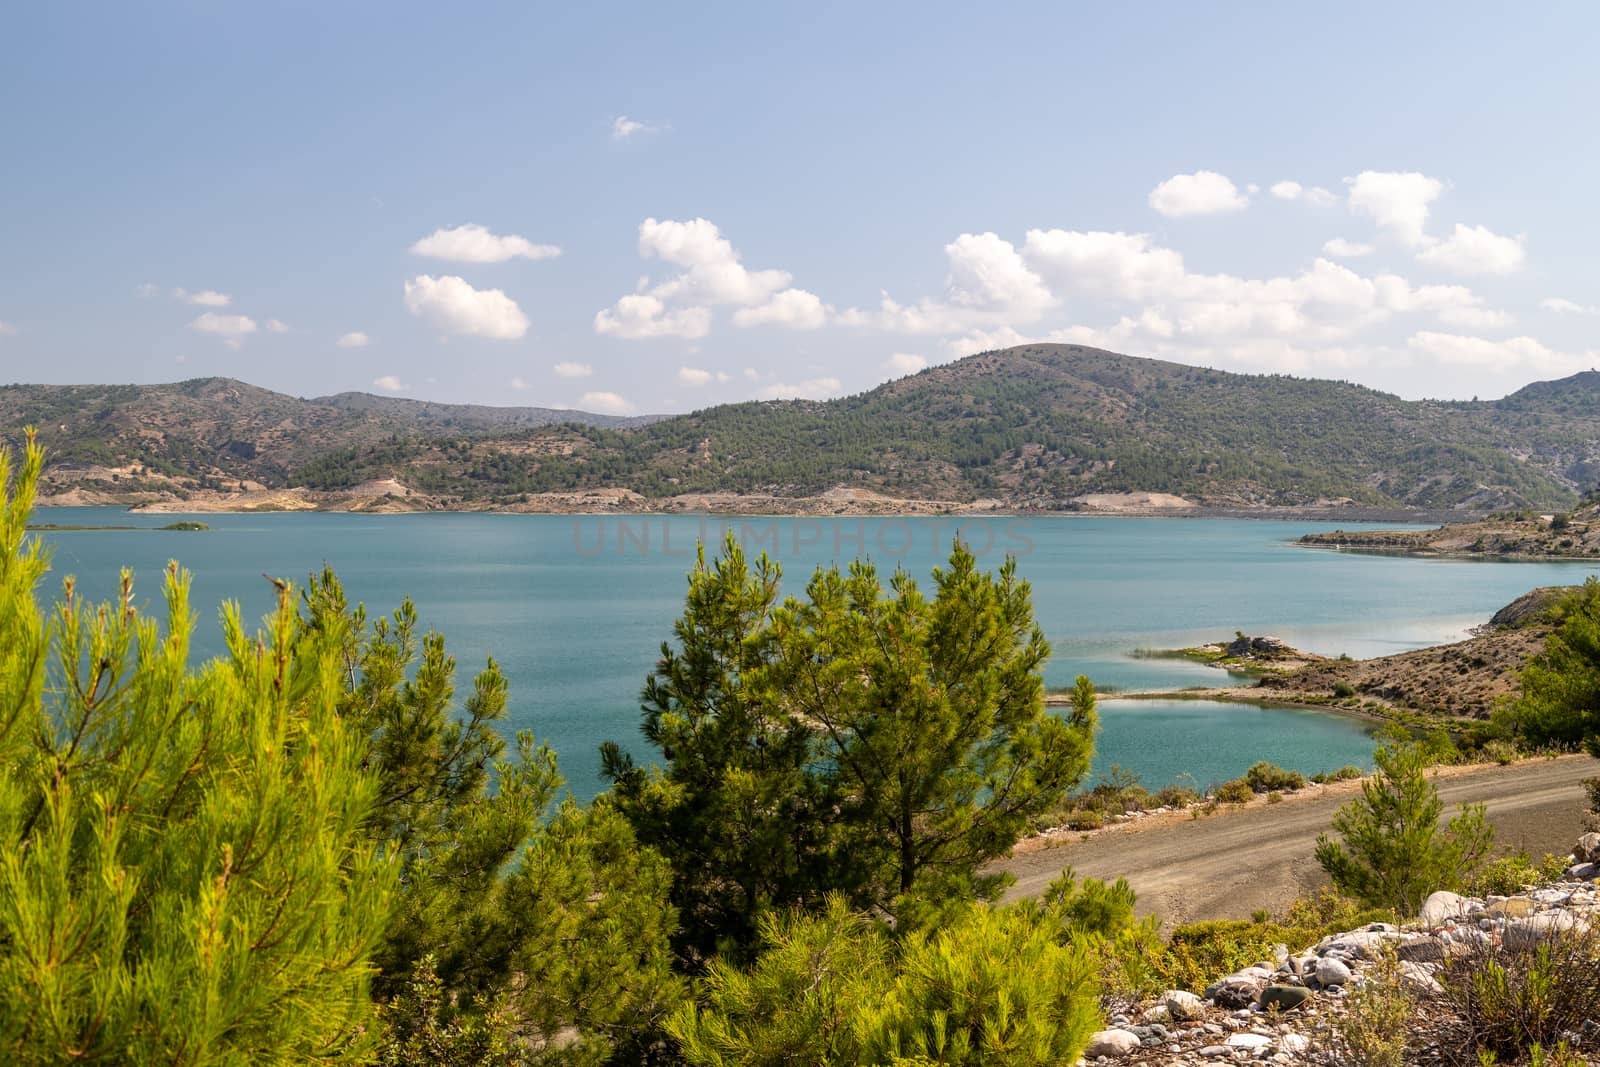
left=26, top=509, right=1600, bottom=797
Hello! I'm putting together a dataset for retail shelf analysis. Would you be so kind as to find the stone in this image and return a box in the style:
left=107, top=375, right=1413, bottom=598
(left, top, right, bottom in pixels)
left=1226, top=1032, right=1272, bottom=1049
left=1083, top=1028, right=1141, bottom=1058
left=1281, top=1034, right=1310, bottom=1054
left=1315, top=957, right=1353, bottom=987
left=1397, top=936, right=1451, bottom=963
left=1575, top=832, right=1600, bottom=864
left=1505, top=912, right=1591, bottom=950
left=1259, top=985, right=1312, bottom=1012
left=1418, top=890, right=1469, bottom=928
left=1399, top=960, right=1443, bottom=995
left=1211, top=981, right=1258, bottom=1010
left=1568, top=861, right=1599, bottom=881
left=1165, top=990, right=1205, bottom=1021
left=1316, top=930, right=1398, bottom=959
left=1486, top=897, right=1535, bottom=919
left=1198, top=1046, right=1231, bottom=1058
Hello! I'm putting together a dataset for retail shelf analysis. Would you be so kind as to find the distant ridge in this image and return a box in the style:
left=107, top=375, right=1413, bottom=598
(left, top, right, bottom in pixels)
left=5, top=347, right=1599, bottom=510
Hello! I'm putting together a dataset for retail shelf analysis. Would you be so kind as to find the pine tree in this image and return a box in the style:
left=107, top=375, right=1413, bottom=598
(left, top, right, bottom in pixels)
left=296, top=567, right=684, bottom=1063
left=1314, top=740, right=1494, bottom=915
left=0, top=431, right=398, bottom=1063
left=604, top=534, right=1096, bottom=957
left=1505, top=578, right=1600, bottom=755
left=668, top=896, right=1101, bottom=1067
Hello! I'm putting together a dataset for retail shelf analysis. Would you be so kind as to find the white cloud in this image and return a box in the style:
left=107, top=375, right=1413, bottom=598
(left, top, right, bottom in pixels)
left=599, top=218, right=814, bottom=339
left=594, top=293, right=711, bottom=339
left=1322, top=238, right=1375, bottom=258
left=1346, top=170, right=1444, bottom=247
left=336, top=331, right=371, bottom=348
left=266, top=318, right=290, bottom=333
left=943, top=232, right=1055, bottom=315
left=638, top=217, right=791, bottom=305
left=1541, top=297, right=1596, bottom=315
left=373, top=375, right=407, bottom=392
left=580, top=390, right=635, bottom=414
left=188, top=312, right=257, bottom=348
left=404, top=275, right=529, bottom=339
left=756, top=376, right=844, bottom=401
left=1407, top=331, right=1595, bottom=375
left=612, top=115, right=664, bottom=140
left=883, top=352, right=927, bottom=375
left=1416, top=223, right=1526, bottom=276
left=409, top=223, right=561, bottom=263
left=511, top=376, right=531, bottom=390
left=553, top=361, right=594, bottom=378
left=173, top=288, right=232, bottom=307
left=677, top=366, right=714, bottom=386
left=1436, top=306, right=1514, bottom=329
left=731, top=287, right=829, bottom=329
left=1270, top=180, right=1338, bottom=206
left=1148, top=171, right=1249, bottom=217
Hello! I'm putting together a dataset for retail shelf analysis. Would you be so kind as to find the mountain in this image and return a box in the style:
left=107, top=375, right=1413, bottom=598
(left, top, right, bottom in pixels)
left=6, top=347, right=1599, bottom=510
left=0, top=377, right=655, bottom=494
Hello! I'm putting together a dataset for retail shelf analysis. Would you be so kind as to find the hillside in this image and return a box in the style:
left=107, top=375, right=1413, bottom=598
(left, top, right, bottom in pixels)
left=1247, top=585, right=1575, bottom=722
left=7, top=346, right=1600, bottom=510
left=0, top=378, right=652, bottom=502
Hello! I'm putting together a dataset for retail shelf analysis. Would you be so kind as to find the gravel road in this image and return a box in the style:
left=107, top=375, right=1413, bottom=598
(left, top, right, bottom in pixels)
left=997, top=756, right=1596, bottom=926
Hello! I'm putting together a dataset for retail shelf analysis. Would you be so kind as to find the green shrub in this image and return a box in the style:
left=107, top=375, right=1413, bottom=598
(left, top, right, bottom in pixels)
left=1156, top=783, right=1201, bottom=808
left=1331, top=764, right=1366, bottom=781
left=1244, top=760, right=1307, bottom=792
left=1467, top=853, right=1570, bottom=897
left=1315, top=740, right=1495, bottom=915
left=1330, top=946, right=1410, bottom=1067
left=1333, top=681, right=1358, bottom=699
left=1214, top=779, right=1254, bottom=804
left=1435, top=926, right=1600, bottom=1064
left=1266, top=791, right=1284, bottom=804
left=1480, top=739, right=1519, bottom=765
left=670, top=895, right=1103, bottom=1067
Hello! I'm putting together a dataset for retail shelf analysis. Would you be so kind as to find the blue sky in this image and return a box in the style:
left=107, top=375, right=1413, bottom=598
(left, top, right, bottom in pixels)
left=3, top=2, right=1597, bottom=412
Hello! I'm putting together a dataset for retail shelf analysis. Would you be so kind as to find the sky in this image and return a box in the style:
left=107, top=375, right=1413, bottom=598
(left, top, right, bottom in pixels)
left=3, top=2, right=1599, bottom=413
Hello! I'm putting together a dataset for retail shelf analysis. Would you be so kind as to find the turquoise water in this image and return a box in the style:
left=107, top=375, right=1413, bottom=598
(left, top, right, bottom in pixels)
left=26, top=509, right=1600, bottom=797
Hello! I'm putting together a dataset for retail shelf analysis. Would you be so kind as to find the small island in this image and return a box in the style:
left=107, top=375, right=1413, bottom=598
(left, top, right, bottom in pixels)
left=27, top=521, right=210, bottom=532
left=1135, top=633, right=1329, bottom=675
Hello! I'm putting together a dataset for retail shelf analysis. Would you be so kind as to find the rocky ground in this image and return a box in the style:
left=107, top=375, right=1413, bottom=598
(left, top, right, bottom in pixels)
left=1080, top=836, right=1600, bottom=1066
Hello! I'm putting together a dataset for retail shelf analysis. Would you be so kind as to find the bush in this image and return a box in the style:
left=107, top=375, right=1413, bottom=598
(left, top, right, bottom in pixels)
left=1330, top=946, right=1410, bottom=1067
left=1467, top=853, right=1570, bottom=897
left=1481, top=739, right=1520, bottom=765
left=1244, top=760, right=1307, bottom=792
left=1156, top=783, right=1202, bottom=808
left=670, top=895, right=1102, bottom=1067
left=1214, top=779, right=1254, bottom=804
left=1434, top=925, right=1600, bottom=1064
left=1334, top=681, right=1358, bottom=698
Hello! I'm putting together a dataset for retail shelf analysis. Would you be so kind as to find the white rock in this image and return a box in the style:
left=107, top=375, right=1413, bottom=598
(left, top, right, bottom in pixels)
left=1083, top=1028, right=1141, bottom=1059
left=1226, top=1032, right=1272, bottom=1049
left=1281, top=1033, right=1310, bottom=1054
left=1165, top=989, right=1205, bottom=1020
left=1505, top=911, right=1591, bottom=950
left=1418, top=890, right=1469, bottom=928
left=1575, top=832, right=1600, bottom=864
left=1315, top=956, right=1353, bottom=986
left=1400, top=960, right=1443, bottom=994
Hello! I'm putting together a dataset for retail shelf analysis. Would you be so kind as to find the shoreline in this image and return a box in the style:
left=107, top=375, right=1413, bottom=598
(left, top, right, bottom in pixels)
left=34, top=497, right=1475, bottom=525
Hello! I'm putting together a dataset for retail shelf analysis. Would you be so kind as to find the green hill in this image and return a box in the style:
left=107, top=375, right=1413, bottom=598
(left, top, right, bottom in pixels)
left=7, top=346, right=1599, bottom=509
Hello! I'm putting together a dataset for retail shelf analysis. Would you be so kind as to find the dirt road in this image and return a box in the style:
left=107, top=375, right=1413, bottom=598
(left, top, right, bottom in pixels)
left=997, top=756, right=1596, bottom=926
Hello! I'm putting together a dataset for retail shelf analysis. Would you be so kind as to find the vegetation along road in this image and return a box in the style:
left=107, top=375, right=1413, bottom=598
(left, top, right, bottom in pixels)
left=998, top=755, right=1596, bottom=925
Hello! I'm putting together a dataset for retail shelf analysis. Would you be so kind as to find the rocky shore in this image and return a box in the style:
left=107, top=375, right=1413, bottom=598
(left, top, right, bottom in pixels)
left=1299, top=504, right=1600, bottom=560
left=1080, top=836, right=1600, bottom=1065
